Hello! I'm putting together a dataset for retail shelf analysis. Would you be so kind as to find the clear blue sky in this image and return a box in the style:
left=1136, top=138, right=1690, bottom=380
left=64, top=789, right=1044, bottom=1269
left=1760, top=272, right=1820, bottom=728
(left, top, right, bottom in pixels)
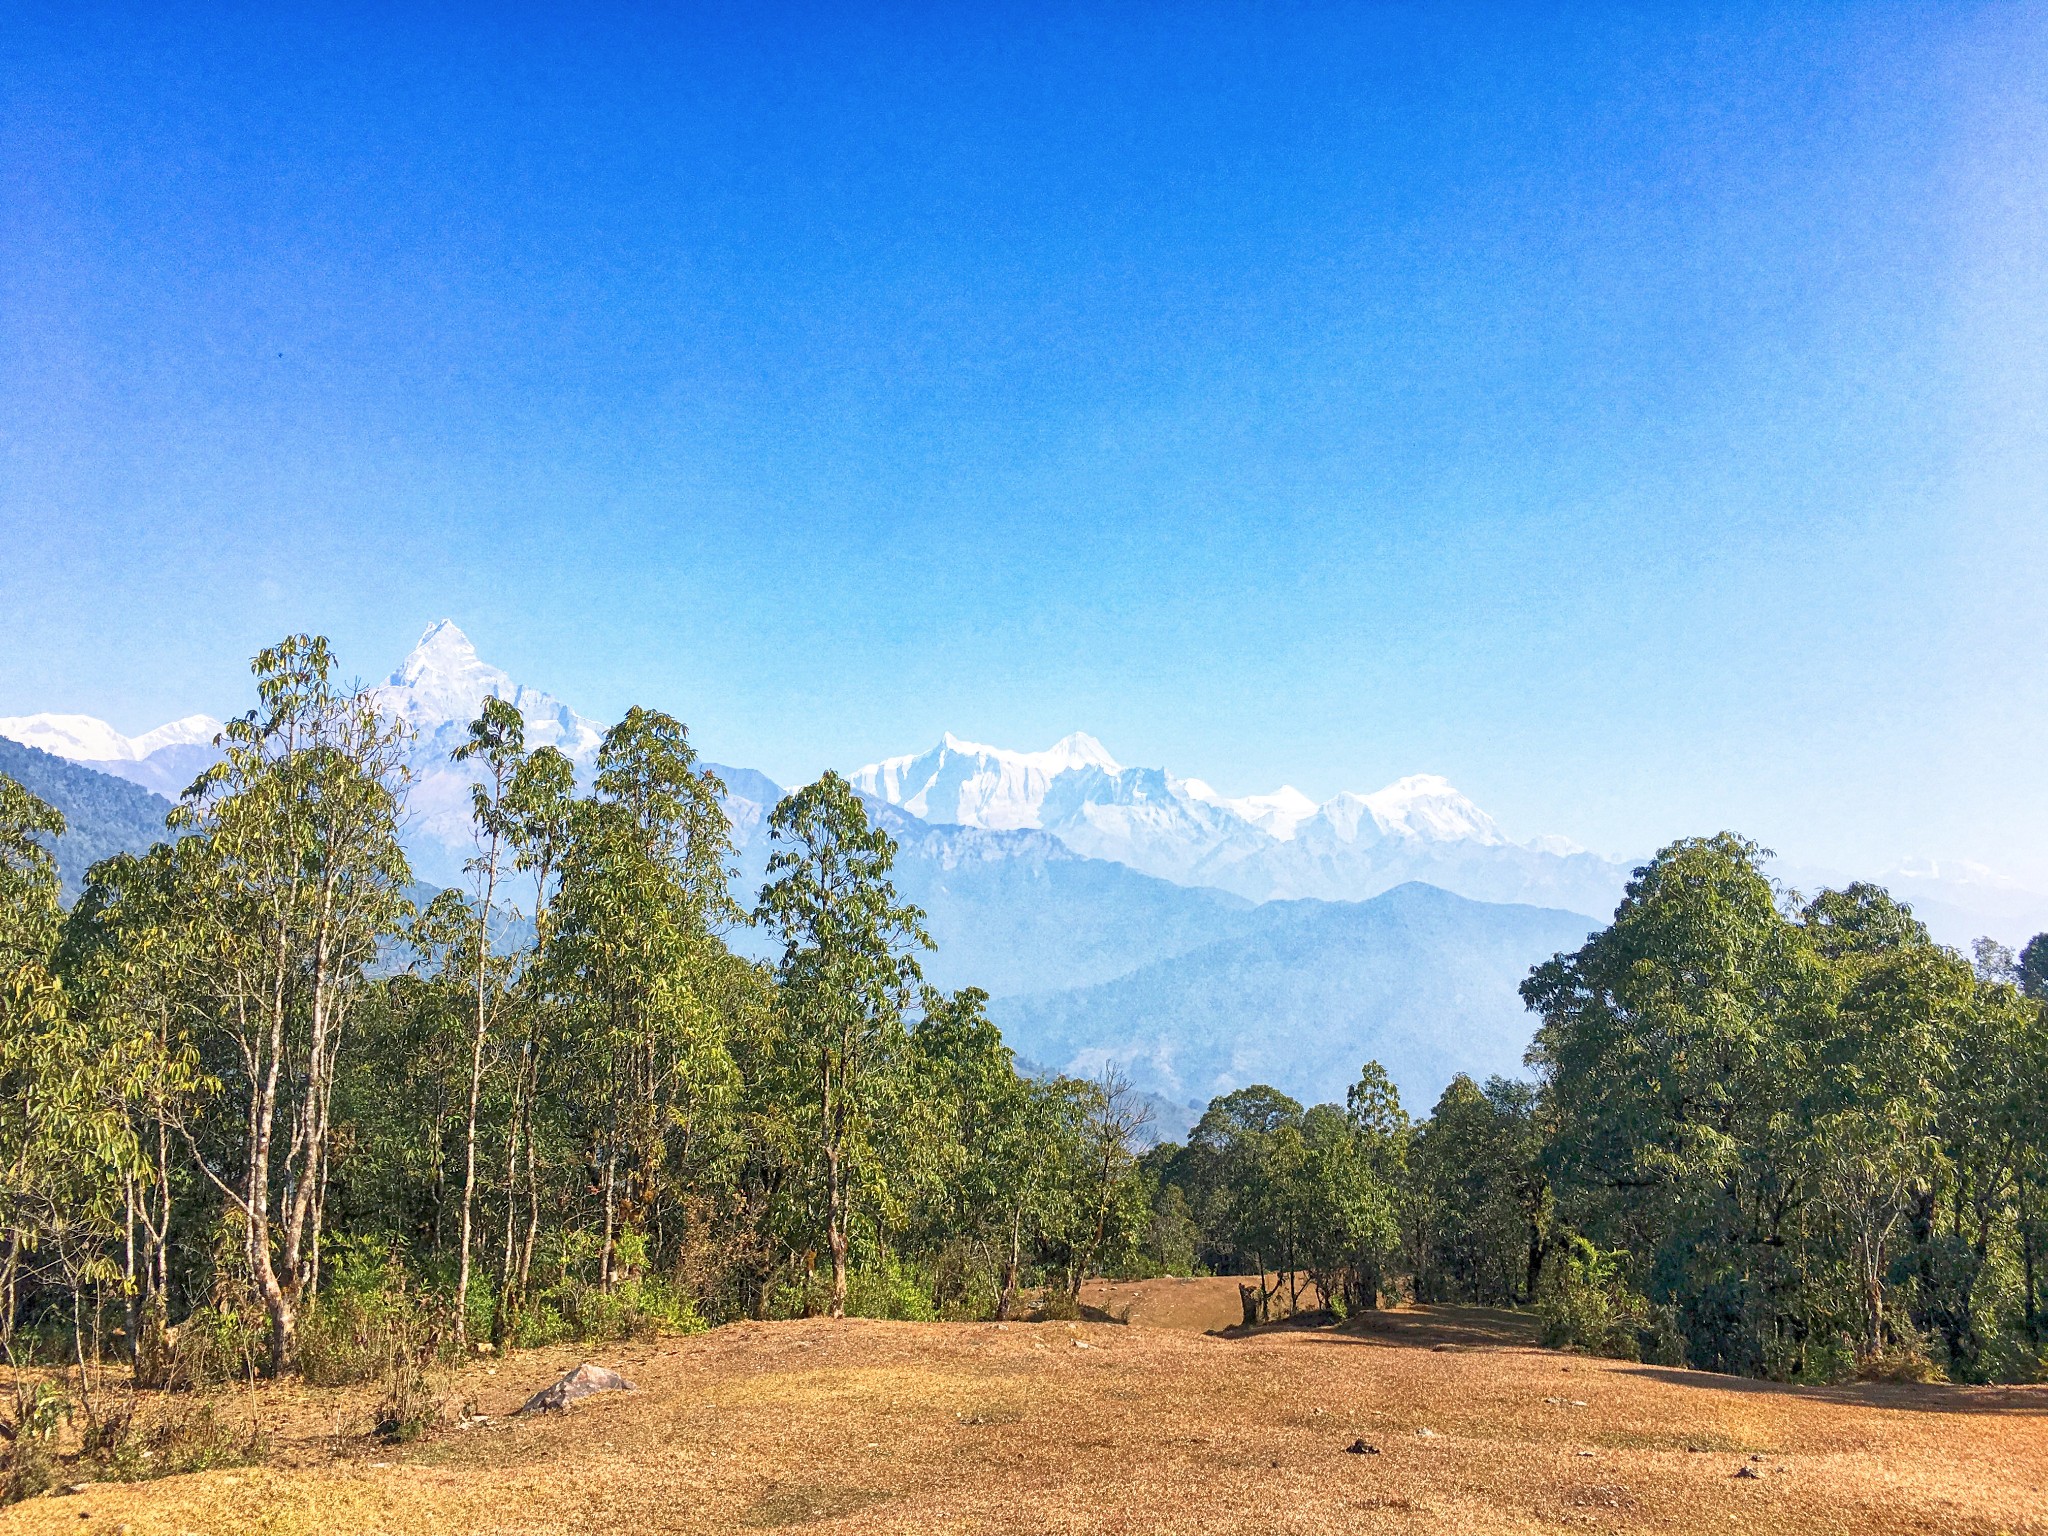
left=4, top=4, right=2044, bottom=885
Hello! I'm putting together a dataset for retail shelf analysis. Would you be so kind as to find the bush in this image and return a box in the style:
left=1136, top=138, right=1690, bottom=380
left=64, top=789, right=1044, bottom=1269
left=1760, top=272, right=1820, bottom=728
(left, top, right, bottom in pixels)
left=1030, top=1287, right=1081, bottom=1323
left=1978, top=1330, right=2046, bottom=1385
left=1537, top=1237, right=1684, bottom=1364
left=845, top=1255, right=937, bottom=1322
left=1, top=1381, right=70, bottom=1505
left=297, top=1240, right=445, bottom=1389
left=93, top=1398, right=257, bottom=1482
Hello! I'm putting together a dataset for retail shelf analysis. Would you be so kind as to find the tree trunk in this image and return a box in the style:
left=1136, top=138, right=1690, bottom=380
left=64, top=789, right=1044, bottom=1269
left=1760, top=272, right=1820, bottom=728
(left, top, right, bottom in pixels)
left=826, top=1142, right=848, bottom=1319
left=995, top=1206, right=1023, bottom=1321
left=455, top=854, right=497, bottom=1350
left=1238, top=1283, right=1261, bottom=1328
left=250, top=980, right=297, bottom=1375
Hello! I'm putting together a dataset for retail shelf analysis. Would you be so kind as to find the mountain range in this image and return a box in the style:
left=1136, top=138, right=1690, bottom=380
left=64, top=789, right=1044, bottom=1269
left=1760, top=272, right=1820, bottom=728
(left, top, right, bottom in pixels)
left=849, top=733, right=1631, bottom=915
left=7, top=620, right=2037, bottom=1131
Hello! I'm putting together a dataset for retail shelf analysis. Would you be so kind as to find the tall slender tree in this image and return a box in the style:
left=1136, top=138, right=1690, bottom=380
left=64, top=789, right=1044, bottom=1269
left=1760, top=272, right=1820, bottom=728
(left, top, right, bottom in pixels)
left=754, top=773, right=927, bottom=1318
left=170, top=636, right=411, bottom=1372
left=448, top=696, right=526, bottom=1349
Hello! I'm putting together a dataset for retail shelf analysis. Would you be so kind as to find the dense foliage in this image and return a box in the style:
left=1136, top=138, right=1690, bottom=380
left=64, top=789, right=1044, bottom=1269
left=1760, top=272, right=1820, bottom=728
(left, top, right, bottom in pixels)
left=1141, top=835, right=2048, bottom=1384
left=2, top=634, right=2044, bottom=1472
left=0, top=636, right=1160, bottom=1418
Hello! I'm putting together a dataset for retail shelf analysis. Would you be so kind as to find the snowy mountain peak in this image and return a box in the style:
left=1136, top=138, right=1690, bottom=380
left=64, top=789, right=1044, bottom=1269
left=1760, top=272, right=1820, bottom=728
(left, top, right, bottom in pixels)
left=1318, top=774, right=1504, bottom=847
left=374, top=622, right=603, bottom=760
left=852, top=732, right=1124, bottom=830
left=381, top=621, right=501, bottom=722
left=131, top=715, right=225, bottom=754
left=1184, top=780, right=1320, bottom=841
left=0, top=711, right=224, bottom=764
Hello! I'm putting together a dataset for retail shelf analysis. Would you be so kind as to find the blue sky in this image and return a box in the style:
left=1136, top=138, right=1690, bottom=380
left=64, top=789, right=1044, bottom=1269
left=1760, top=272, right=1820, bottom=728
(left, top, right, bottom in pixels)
left=3, top=4, right=2045, bottom=887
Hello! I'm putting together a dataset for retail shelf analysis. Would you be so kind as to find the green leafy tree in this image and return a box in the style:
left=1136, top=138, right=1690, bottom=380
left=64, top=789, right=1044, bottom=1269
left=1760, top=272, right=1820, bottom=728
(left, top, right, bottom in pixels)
left=542, top=709, right=739, bottom=1293
left=754, top=773, right=927, bottom=1318
left=448, top=696, right=527, bottom=1348
left=169, top=635, right=412, bottom=1372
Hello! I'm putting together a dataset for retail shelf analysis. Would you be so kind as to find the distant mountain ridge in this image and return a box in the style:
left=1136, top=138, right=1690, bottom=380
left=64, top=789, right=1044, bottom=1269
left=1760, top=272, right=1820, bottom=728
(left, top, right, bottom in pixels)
left=994, top=882, right=1595, bottom=1117
left=852, top=732, right=1631, bottom=917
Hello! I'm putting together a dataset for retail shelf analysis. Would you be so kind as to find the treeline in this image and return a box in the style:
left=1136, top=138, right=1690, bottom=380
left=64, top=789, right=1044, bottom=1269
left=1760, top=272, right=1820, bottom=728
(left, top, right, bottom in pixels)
left=0, top=636, right=1157, bottom=1394
left=2, top=634, right=2045, bottom=1411
left=1137, top=835, right=2048, bottom=1384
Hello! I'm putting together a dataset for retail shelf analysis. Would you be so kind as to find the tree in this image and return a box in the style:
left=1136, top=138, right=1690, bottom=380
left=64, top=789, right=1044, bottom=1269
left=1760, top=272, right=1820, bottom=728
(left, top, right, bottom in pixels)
left=2018, top=934, right=2048, bottom=1002
left=1070, top=1067, right=1153, bottom=1297
left=499, top=744, right=578, bottom=1314
left=754, top=773, right=927, bottom=1318
left=53, top=844, right=208, bottom=1377
left=0, top=777, right=150, bottom=1382
left=542, top=709, right=739, bottom=1293
left=902, top=986, right=1033, bottom=1315
left=169, top=635, right=412, bottom=1372
left=1524, top=835, right=1803, bottom=1371
left=448, top=696, right=527, bottom=1349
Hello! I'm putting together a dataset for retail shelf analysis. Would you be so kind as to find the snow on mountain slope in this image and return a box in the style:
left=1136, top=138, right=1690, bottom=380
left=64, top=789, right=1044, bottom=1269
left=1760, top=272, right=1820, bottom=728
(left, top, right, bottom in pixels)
left=850, top=731, right=1122, bottom=829
left=0, top=712, right=225, bottom=798
left=372, top=620, right=603, bottom=765
left=852, top=735, right=1628, bottom=917
left=370, top=621, right=608, bottom=884
left=1184, top=781, right=1319, bottom=840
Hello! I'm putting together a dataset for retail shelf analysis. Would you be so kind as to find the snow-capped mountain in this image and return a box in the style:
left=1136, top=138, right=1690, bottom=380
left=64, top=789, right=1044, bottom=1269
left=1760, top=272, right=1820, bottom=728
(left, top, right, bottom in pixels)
left=851, top=734, right=1631, bottom=916
left=370, top=621, right=607, bottom=883
left=0, top=711, right=225, bottom=799
left=0, top=622, right=609, bottom=886
left=371, top=620, right=604, bottom=768
left=851, top=731, right=1123, bottom=829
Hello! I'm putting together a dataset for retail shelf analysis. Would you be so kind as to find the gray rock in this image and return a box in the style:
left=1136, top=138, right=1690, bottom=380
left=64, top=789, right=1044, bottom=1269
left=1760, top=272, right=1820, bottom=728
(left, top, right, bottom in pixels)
left=518, top=1362, right=636, bottom=1415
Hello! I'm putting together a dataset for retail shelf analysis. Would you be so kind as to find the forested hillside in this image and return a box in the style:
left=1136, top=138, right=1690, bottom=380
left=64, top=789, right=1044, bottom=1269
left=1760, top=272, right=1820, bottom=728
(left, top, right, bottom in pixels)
left=996, top=883, right=1593, bottom=1111
left=0, top=734, right=177, bottom=899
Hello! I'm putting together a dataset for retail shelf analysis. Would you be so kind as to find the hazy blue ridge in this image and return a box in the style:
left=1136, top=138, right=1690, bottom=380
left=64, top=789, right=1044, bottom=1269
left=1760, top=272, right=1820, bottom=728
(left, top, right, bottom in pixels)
left=0, top=736, right=180, bottom=900
left=990, top=881, right=1595, bottom=1118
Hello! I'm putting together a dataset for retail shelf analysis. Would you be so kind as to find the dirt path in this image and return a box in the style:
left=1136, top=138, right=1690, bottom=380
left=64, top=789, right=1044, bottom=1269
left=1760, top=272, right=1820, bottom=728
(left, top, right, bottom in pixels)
left=6, top=1298, right=2044, bottom=1534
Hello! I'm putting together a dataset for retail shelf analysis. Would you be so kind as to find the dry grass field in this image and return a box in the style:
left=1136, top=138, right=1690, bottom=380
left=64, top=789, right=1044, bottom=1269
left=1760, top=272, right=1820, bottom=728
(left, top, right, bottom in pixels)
left=5, top=1279, right=2044, bottom=1535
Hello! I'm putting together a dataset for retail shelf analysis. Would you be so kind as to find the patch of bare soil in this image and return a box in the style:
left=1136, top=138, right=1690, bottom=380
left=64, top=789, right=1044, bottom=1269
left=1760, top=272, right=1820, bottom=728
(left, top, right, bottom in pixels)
left=6, top=1283, right=2044, bottom=1535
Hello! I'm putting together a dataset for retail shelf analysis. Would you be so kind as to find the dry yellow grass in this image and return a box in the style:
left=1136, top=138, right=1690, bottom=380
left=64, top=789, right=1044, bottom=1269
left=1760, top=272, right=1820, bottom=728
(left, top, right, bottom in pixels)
left=6, top=1280, right=2044, bottom=1535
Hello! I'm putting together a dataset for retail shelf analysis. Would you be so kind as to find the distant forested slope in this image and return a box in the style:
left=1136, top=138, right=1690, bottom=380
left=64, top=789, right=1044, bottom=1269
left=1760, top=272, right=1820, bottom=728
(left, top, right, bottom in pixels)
left=0, top=735, right=177, bottom=899
left=993, top=882, right=1594, bottom=1114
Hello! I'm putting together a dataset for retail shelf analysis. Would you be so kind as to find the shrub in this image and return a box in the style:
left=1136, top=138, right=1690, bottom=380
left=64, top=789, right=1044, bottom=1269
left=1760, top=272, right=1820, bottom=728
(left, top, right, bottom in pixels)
left=1537, top=1237, right=1684, bottom=1364
left=297, top=1239, right=445, bottom=1389
left=845, top=1255, right=937, bottom=1322
left=1, top=1381, right=70, bottom=1505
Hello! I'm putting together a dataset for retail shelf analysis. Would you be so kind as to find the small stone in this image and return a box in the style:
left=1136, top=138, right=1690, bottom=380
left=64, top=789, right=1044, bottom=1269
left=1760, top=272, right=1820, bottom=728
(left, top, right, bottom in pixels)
left=1345, top=1439, right=1381, bottom=1455
left=1073, top=1339, right=1091, bottom=1349
left=1576, top=1450, right=1596, bottom=1458
left=1734, top=1466, right=1762, bottom=1480
left=1431, top=1343, right=1457, bottom=1352
left=1415, top=1427, right=1439, bottom=1439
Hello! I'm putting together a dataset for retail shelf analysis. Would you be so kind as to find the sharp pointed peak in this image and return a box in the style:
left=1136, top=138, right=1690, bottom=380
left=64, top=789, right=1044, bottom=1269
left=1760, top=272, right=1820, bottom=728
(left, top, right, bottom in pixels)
left=410, top=618, right=476, bottom=654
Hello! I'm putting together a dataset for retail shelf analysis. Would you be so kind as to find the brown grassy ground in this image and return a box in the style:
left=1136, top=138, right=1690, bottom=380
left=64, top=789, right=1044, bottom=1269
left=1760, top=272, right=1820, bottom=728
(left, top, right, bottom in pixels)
left=5, top=1279, right=2044, bottom=1535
